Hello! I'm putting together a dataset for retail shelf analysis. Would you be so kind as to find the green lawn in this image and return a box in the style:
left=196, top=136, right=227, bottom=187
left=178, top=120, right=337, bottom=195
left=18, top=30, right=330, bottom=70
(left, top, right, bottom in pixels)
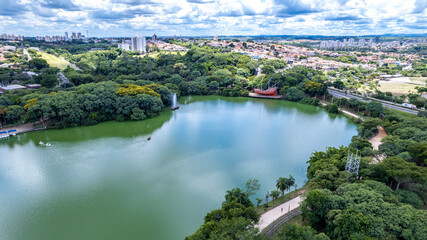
left=39, top=52, right=69, bottom=70
left=287, top=214, right=304, bottom=225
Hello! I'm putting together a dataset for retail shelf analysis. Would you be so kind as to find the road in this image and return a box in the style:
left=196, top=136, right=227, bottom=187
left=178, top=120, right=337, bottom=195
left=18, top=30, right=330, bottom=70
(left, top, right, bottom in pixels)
left=57, top=72, right=69, bottom=85
left=23, top=48, right=32, bottom=61
left=328, top=88, right=419, bottom=115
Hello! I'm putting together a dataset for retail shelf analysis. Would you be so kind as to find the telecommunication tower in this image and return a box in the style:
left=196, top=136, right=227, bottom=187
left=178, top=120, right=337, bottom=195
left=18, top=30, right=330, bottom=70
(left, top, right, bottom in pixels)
left=346, top=149, right=361, bottom=176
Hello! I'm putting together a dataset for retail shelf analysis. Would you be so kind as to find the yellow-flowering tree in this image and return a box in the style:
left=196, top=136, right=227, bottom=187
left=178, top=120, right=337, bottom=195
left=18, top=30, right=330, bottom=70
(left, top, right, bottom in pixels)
left=115, top=84, right=161, bottom=98
left=24, top=98, right=38, bottom=110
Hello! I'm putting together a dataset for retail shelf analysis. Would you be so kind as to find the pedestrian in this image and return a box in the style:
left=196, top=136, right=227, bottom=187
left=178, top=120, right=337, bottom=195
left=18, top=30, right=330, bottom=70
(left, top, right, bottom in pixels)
left=281, top=208, right=283, bottom=212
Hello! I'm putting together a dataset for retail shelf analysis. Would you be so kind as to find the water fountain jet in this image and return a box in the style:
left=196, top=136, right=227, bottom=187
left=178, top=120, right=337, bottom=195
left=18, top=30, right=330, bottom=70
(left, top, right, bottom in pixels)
left=171, top=93, right=180, bottom=110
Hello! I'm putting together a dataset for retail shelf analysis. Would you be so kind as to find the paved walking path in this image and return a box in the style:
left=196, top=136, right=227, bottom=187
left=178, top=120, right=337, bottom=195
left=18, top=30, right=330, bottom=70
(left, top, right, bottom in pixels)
left=255, top=195, right=303, bottom=232
left=341, top=109, right=362, bottom=119
left=1, top=122, right=46, bottom=135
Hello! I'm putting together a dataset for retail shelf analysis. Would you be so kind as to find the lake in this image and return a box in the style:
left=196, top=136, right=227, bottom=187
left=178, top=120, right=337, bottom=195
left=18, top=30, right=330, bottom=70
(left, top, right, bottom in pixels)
left=0, top=96, right=357, bottom=240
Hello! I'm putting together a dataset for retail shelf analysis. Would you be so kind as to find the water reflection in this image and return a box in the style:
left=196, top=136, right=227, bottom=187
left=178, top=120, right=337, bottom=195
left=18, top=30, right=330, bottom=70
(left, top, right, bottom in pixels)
left=0, top=96, right=357, bottom=240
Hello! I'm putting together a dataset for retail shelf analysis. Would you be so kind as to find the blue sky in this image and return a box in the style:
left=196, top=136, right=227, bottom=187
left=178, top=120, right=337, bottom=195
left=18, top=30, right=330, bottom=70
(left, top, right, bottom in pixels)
left=0, top=0, right=426, bottom=37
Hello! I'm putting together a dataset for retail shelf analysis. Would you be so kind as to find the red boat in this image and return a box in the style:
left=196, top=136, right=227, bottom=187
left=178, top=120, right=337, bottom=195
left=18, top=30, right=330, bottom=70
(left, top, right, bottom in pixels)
left=254, top=87, right=277, bottom=96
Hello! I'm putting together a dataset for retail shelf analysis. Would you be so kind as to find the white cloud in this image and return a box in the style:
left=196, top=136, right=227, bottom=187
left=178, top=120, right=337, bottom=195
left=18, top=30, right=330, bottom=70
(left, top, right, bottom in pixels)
left=0, top=0, right=425, bottom=36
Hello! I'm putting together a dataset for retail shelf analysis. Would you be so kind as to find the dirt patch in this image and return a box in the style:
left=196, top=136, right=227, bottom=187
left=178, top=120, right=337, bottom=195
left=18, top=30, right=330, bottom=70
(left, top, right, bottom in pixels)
left=369, top=126, right=387, bottom=151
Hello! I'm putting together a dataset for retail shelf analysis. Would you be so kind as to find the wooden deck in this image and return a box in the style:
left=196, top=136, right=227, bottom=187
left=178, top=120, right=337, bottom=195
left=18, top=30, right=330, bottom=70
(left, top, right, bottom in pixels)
left=248, top=92, right=283, bottom=99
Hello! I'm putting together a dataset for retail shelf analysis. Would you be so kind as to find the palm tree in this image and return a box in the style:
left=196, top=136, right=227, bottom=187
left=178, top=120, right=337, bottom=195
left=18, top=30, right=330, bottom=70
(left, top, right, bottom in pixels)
left=270, top=190, right=281, bottom=206
left=286, top=175, right=295, bottom=193
left=276, top=177, right=288, bottom=197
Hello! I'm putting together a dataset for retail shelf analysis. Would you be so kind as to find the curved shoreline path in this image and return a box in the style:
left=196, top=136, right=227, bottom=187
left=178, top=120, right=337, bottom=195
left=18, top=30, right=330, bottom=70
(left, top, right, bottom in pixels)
left=255, top=195, right=303, bottom=232
left=369, top=126, right=387, bottom=151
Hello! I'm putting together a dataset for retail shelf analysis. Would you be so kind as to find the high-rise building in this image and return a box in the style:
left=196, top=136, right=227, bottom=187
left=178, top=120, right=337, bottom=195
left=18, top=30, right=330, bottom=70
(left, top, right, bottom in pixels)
left=77, top=32, right=82, bottom=39
left=359, top=39, right=365, bottom=47
left=349, top=38, right=355, bottom=47
left=72, top=32, right=77, bottom=39
left=152, top=34, right=157, bottom=41
left=131, top=35, right=146, bottom=53
left=65, top=32, right=68, bottom=40
left=214, top=35, right=218, bottom=41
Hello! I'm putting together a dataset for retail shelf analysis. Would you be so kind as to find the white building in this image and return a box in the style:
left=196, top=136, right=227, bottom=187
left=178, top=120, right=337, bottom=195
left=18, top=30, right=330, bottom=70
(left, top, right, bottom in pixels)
left=118, top=43, right=131, bottom=51
left=131, top=35, right=146, bottom=53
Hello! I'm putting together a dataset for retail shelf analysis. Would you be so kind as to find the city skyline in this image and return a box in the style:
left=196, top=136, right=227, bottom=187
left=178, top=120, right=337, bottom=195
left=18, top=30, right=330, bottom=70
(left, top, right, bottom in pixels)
left=0, top=0, right=425, bottom=37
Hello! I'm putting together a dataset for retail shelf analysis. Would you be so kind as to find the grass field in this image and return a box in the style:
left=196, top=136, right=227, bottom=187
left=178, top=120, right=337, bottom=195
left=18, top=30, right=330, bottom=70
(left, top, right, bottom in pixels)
left=378, top=83, right=418, bottom=96
left=409, top=77, right=427, bottom=85
left=39, top=52, right=69, bottom=70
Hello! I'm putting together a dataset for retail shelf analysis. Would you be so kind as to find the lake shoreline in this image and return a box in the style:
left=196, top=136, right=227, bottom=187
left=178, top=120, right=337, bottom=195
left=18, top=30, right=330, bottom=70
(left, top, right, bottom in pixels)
left=1, top=96, right=358, bottom=139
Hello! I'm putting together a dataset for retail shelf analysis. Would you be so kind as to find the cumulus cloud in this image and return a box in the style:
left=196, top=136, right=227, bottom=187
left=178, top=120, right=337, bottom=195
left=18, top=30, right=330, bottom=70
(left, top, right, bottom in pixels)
left=0, top=0, right=425, bottom=36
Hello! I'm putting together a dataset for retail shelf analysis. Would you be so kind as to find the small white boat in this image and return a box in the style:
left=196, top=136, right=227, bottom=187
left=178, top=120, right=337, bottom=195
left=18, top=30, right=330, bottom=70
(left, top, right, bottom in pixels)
left=39, top=141, right=44, bottom=145
left=45, top=143, right=51, bottom=147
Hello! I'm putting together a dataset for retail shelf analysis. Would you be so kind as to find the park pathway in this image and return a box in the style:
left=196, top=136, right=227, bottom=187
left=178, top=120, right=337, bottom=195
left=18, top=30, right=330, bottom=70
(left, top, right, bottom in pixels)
left=255, top=195, right=303, bottom=232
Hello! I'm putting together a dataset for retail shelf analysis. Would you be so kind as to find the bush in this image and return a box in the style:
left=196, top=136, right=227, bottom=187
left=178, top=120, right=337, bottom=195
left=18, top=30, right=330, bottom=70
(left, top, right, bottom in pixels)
left=327, top=104, right=339, bottom=114
left=300, top=97, right=319, bottom=106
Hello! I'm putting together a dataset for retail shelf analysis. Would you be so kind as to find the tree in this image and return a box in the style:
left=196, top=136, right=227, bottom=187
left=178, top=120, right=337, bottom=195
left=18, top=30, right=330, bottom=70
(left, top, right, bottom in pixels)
left=276, top=177, right=288, bottom=196
left=286, top=87, right=305, bottom=101
left=270, top=190, right=281, bottom=205
left=5, top=105, right=24, bottom=124
left=68, top=73, right=95, bottom=86
left=327, top=104, right=339, bottom=114
left=225, top=188, right=253, bottom=207
left=327, top=208, right=372, bottom=239
left=332, top=80, right=344, bottom=89
left=261, top=65, right=276, bottom=74
left=303, top=81, right=324, bottom=97
left=40, top=74, right=59, bottom=88
left=29, top=58, right=49, bottom=70
left=366, top=101, right=383, bottom=117
left=382, top=156, right=426, bottom=190
left=301, top=189, right=334, bottom=231
left=245, top=178, right=260, bottom=197
left=358, top=118, right=382, bottom=138
left=286, top=175, right=295, bottom=193
left=186, top=188, right=260, bottom=240
left=0, top=106, right=7, bottom=126
left=408, top=141, right=427, bottom=165
left=277, top=224, right=330, bottom=240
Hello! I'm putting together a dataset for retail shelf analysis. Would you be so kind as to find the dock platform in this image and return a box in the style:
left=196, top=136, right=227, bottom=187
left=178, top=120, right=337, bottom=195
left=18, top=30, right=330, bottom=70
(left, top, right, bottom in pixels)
left=248, top=93, right=283, bottom=99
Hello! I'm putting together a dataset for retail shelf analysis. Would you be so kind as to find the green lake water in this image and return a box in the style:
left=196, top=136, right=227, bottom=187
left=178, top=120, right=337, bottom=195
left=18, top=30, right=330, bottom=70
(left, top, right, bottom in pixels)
left=0, top=96, right=357, bottom=240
